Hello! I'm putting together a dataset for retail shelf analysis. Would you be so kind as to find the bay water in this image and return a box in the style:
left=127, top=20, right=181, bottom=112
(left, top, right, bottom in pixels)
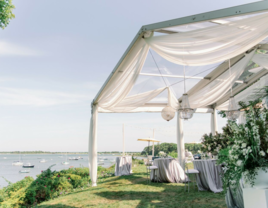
left=0, top=153, right=118, bottom=188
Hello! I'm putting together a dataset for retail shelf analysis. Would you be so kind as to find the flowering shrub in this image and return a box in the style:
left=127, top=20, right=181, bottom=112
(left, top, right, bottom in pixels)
left=201, top=123, right=234, bottom=154
left=218, top=103, right=268, bottom=191
left=0, top=166, right=94, bottom=207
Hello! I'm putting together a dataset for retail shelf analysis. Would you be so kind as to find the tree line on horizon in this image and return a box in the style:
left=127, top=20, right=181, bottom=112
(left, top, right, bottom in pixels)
left=141, top=142, right=202, bottom=156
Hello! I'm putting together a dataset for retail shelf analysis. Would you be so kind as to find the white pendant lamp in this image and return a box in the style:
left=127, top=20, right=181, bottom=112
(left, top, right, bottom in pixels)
left=226, top=60, right=240, bottom=121
left=161, top=106, right=175, bottom=121
left=178, top=65, right=194, bottom=120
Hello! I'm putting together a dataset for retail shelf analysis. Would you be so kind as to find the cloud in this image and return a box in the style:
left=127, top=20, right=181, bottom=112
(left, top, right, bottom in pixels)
left=0, top=41, right=40, bottom=56
left=0, top=87, right=90, bottom=107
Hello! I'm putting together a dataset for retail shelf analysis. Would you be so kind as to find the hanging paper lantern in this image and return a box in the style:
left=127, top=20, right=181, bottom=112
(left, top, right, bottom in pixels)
left=226, top=96, right=240, bottom=121
left=178, top=94, right=195, bottom=120
left=161, top=106, right=175, bottom=121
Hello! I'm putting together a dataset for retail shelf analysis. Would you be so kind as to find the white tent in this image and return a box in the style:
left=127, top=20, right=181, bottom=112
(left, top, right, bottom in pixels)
left=89, top=1, right=268, bottom=186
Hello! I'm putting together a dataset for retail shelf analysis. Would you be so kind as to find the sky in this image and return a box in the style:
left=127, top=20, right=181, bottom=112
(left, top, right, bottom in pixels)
left=0, top=0, right=261, bottom=152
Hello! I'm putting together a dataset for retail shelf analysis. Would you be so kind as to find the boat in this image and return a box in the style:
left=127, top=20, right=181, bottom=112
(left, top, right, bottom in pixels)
left=62, top=152, right=69, bottom=165
left=20, top=170, right=30, bottom=173
left=3, top=157, right=7, bottom=159
left=98, top=162, right=104, bottom=166
left=39, top=159, right=46, bottom=163
left=12, top=161, right=23, bottom=166
left=12, top=153, right=23, bottom=166
left=23, top=163, right=34, bottom=168
left=99, top=159, right=104, bottom=162
left=68, top=157, right=78, bottom=160
left=77, top=156, right=83, bottom=159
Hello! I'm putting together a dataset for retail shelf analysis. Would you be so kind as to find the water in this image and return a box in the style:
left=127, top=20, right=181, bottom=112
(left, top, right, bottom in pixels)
left=0, top=153, right=119, bottom=188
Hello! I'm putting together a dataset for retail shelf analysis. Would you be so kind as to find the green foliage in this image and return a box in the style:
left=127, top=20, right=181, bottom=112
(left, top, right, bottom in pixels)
left=141, top=142, right=201, bottom=156
left=0, top=0, right=15, bottom=29
left=218, top=101, right=268, bottom=192
left=0, top=165, right=115, bottom=207
left=168, top=151, right=178, bottom=158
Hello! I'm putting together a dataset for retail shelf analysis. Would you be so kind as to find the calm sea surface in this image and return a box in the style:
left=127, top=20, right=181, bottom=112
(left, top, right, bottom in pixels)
left=0, top=153, right=120, bottom=188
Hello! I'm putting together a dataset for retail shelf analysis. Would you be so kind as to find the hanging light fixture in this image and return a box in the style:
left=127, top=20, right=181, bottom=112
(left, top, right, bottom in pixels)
left=178, top=65, right=194, bottom=120
left=226, top=60, right=240, bottom=121
left=161, top=106, right=175, bottom=121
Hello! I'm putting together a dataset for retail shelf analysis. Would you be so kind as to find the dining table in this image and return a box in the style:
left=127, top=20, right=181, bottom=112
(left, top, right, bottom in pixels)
left=192, top=159, right=223, bottom=193
left=150, top=158, right=187, bottom=183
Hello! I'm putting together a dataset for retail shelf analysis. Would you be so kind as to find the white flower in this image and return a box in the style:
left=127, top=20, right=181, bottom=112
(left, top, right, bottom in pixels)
left=260, top=151, right=266, bottom=157
left=241, top=143, right=247, bottom=148
left=234, top=155, right=238, bottom=160
left=236, top=160, right=243, bottom=166
left=208, top=146, right=211, bottom=151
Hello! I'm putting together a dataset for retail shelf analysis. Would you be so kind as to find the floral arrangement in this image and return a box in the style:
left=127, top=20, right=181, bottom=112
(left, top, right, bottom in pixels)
left=159, top=151, right=167, bottom=158
left=218, top=99, right=268, bottom=191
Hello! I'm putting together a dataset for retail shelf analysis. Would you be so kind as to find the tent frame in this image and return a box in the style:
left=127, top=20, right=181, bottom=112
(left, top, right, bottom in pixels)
left=89, top=1, right=268, bottom=187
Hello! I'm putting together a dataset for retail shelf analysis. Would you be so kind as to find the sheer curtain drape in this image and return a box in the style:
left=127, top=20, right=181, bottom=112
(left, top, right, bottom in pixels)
left=145, top=13, right=268, bottom=66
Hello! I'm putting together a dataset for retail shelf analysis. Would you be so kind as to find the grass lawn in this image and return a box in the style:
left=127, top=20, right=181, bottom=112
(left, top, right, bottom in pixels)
left=38, top=163, right=227, bottom=208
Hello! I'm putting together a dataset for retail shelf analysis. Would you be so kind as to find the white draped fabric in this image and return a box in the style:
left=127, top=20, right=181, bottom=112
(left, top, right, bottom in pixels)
left=252, top=53, right=268, bottom=70
left=216, top=73, right=268, bottom=110
left=188, top=50, right=255, bottom=108
left=145, top=13, right=268, bottom=66
left=97, top=38, right=150, bottom=111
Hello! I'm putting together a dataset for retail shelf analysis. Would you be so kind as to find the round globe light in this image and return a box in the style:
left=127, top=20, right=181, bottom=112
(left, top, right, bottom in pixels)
left=161, top=106, right=175, bottom=121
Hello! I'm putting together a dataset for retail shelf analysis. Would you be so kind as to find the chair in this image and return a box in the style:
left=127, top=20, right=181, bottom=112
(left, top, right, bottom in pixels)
left=184, top=156, right=199, bottom=192
left=147, top=165, right=158, bottom=184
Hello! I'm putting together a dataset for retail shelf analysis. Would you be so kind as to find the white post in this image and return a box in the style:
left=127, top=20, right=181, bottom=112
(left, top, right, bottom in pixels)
left=123, top=124, right=125, bottom=156
left=211, top=108, right=218, bottom=135
left=177, top=112, right=185, bottom=169
left=152, top=129, right=155, bottom=157
left=89, top=103, right=98, bottom=187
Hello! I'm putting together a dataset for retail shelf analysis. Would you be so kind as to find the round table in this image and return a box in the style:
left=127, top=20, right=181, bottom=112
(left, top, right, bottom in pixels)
left=192, top=159, right=223, bottom=193
left=150, top=158, right=187, bottom=183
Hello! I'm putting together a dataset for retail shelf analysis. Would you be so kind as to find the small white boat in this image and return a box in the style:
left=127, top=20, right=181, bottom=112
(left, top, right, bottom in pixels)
left=20, top=170, right=30, bottom=173
left=12, top=153, right=23, bottom=166
left=39, top=159, right=46, bottom=163
left=98, top=163, right=104, bottom=166
left=12, top=161, right=23, bottom=166
left=62, top=152, right=69, bottom=165
left=68, top=157, right=78, bottom=160
left=99, top=159, right=104, bottom=162
left=23, top=163, right=34, bottom=168
left=3, top=157, right=7, bottom=159
left=77, top=156, right=83, bottom=159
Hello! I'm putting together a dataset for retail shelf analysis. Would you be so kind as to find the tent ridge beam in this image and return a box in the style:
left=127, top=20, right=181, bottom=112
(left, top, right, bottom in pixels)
left=142, top=1, right=268, bottom=32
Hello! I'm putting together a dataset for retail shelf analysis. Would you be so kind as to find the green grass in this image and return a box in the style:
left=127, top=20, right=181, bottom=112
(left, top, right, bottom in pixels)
left=38, top=163, right=226, bottom=208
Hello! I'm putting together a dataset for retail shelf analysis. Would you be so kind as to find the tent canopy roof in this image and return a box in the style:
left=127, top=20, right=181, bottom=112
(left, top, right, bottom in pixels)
left=93, top=1, right=268, bottom=114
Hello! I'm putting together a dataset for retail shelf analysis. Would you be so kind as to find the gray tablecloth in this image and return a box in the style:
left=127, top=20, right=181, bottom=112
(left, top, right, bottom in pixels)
left=115, top=156, right=132, bottom=176
left=226, top=179, right=244, bottom=208
left=192, top=159, right=223, bottom=193
left=150, top=158, right=187, bottom=183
